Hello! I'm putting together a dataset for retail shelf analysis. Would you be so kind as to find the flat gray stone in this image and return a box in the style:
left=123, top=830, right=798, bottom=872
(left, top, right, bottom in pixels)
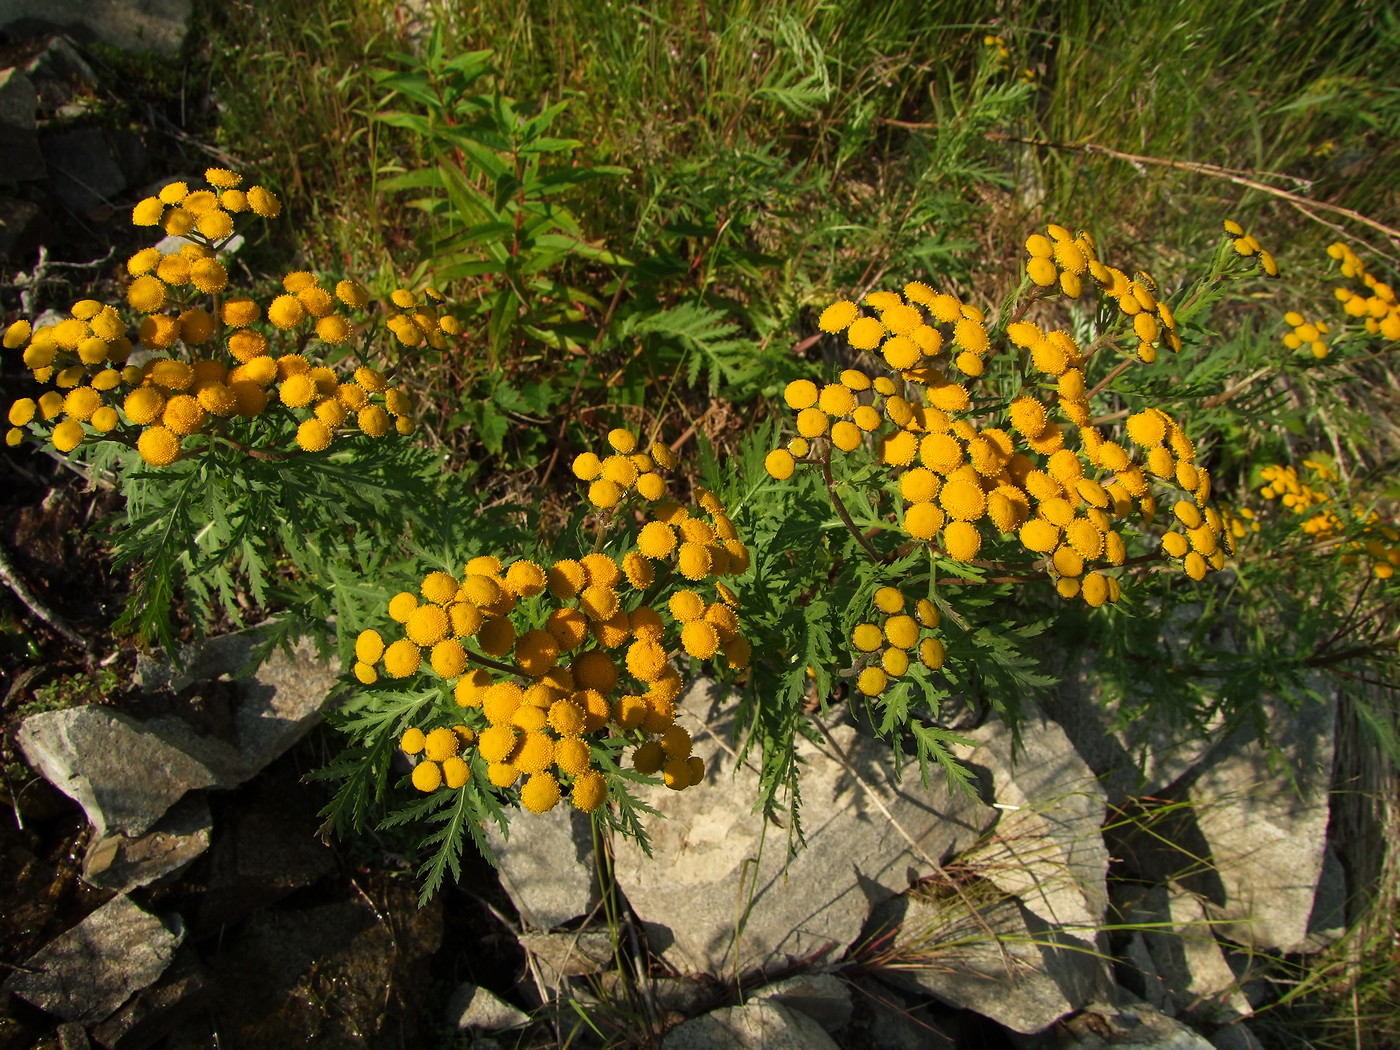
left=750, top=972, right=852, bottom=1032
left=1186, top=689, right=1336, bottom=952
left=1210, top=1022, right=1267, bottom=1050
left=612, top=682, right=997, bottom=978
left=488, top=803, right=601, bottom=930
left=445, top=983, right=531, bottom=1030
left=1042, top=650, right=1227, bottom=804
left=662, top=1000, right=840, bottom=1050
left=137, top=632, right=338, bottom=788
left=0, top=69, right=47, bottom=182
left=1125, top=883, right=1252, bottom=1025
left=82, top=792, right=212, bottom=892
left=4, top=895, right=184, bottom=1024
left=1057, top=998, right=1215, bottom=1049
left=41, top=126, right=128, bottom=211
left=956, top=704, right=1110, bottom=931
left=1, top=0, right=191, bottom=55
left=872, top=882, right=1105, bottom=1035
left=18, top=705, right=219, bottom=837
left=88, top=945, right=206, bottom=1050
left=518, top=929, right=615, bottom=990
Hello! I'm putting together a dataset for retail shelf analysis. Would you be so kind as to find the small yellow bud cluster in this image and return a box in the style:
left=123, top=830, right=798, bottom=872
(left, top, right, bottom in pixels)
left=354, top=429, right=749, bottom=815
left=982, top=34, right=1011, bottom=66
left=382, top=286, right=461, bottom=349
left=1223, top=218, right=1280, bottom=278
left=1281, top=311, right=1331, bottom=359
left=849, top=587, right=944, bottom=697
left=1256, top=460, right=1400, bottom=580
left=1219, top=504, right=1261, bottom=543
left=572, top=428, right=675, bottom=508
left=1025, top=226, right=1181, bottom=362
left=1326, top=243, right=1400, bottom=341
left=5, top=168, right=440, bottom=462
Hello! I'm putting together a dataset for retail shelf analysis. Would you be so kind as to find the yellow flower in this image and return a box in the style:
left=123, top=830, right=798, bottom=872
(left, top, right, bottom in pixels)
left=336, top=279, right=370, bottom=309
left=411, top=760, right=443, bottom=792
left=51, top=419, right=84, bottom=453
left=818, top=300, right=859, bottom=333
left=857, top=666, right=888, bottom=696
left=132, top=197, right=165, bottom=225
left=189, top=258, right=228, bottom=294
left=677, top=542, right=711, bottom=580
left=942, top=520, right=981, bottom=561
left=136, top=425, right=181, bottom=466
left=903, top=503, right=945, bottom=541
left=246, top=185, right=281, bottom=217
left=884, top=614, right=918, bottom=649
left=607, top=427, right=637, bottom=453
left=126, top=275, right=166, bottom=313
left=383, top=639, right=422, bottom=677
left=919, top=636, right=945, bottom=669
left=572, top=770, right=608, bottom=812
left=357, top=406, right=390, bottom=438
left=162, top=394, right=207, bottom=436
left=442, top=756, right=470, bottom=789
left=764, top=449, right=795, bottom=480
left=267, top=295, right=306, bottom=329
left=846, top=316, right=885, bottom=350
left=681, top=620, right=719, bottom=659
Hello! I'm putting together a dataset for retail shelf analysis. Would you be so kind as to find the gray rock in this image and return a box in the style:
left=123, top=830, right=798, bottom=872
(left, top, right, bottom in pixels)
left=1186, top=689, right=1336, bottom=952
left=82, top=792, right=212, bottom=892
left=205, top=886, right=442, bottom=1047
left=136, top=632, right=338, bottom=788
left=518, top=929, right=615, bottom=990
left=662, top=1000, right=841, bottom=1050
left=88, top=945, right=206, bottom=1050
left=40, top=126, right=129, bottom=212
left=1300, top=844, right=1347, bottom=953
left=192, top=785, right=336, bottom=935
left=956, top=704, right=1110, bottom=931
left=23, top=35, right=98, bottom=107
left=1123, top=884, right=1251, bottom=1025
left=0, top=193, right=49, bottom=260
left=445, top=983, right=531, bottom=1030
left=0, top=1, right=191, bottom=56
left=1209, top=1022, right=1266, bottom=1050
left=1055, top=998, right=1215, bottom=1049
left=488, top=802, right=601, bottom=930
left=4, top=895, right=184, bottom=1024
left=612, top=681, right=997, bottom=978
left=1041, top=651, right=1227, bottom=805
left=0, top=69, right=47, bottom=182
left=1120, top=930, right=1173, bottom=1015
left=18, top=705, right=220, bottom=837
left=845, top=979, right=959, bottom=1050
left=872, top=882, right=1105, bottom=1035
left=750, top=972, right=852, bottom=1032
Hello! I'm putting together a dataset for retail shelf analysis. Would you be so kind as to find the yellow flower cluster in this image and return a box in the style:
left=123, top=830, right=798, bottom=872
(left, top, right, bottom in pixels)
left=1024, top=225, right=1181, bottom=362
left=1326, top=242, right=1400, bottom=341
left=1257, top=460, right=1400, bottom=579
left=572, top=428, right=676, bottom=508
left=355, top=429, right=749, bottom=814
left=770, top=263, right=1229, bottom=603
left=1222, top=218, right=1280, bottom=278
left=849, top=586, right=944, bottom=697
left=1282, top=311, right=1330, bottom=359
left=3, top=169, right=451, bottom=462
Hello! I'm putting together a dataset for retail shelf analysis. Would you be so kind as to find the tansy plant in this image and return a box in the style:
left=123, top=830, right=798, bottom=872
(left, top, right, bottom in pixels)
left=2, top=168, right=458, bottom=656
left=724, top=218, right=1302, bottom=824
left=314, top=426, right=752, bottom=901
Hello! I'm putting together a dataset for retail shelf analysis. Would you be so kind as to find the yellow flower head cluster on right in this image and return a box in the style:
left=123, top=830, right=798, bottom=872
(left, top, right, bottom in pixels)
left=767, top=234, right=1232, bottom=610
left=1255, top=459, right=1400, bottom=580
left=354, top=428, right=748, bottom=818
left=1322, top=242, right=1400, bottom=343
left=3, top=167, right=463, bottom=461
